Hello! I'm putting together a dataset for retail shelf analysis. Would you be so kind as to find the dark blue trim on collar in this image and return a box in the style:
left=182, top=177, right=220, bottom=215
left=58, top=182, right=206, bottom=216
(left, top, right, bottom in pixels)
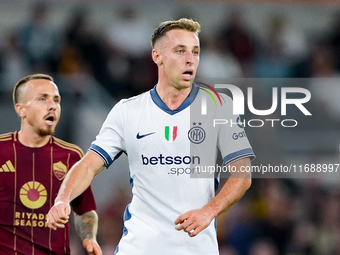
left=150, top=83, right=199, bottom=115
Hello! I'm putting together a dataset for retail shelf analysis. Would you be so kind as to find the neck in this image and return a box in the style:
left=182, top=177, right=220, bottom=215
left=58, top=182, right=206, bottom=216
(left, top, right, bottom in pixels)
left=18, top=128, right=51, bottom=148
left=156, top=82, right=191, bottom=110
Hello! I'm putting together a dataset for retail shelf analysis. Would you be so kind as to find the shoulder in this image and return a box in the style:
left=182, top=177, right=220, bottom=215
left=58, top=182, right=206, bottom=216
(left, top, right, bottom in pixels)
left=52, top=137, right=84, bottom=158
left=196, top=83, right=233, bottom=106
left=0, top=132, right=14, bottom=142
left=219, top=93, right=233, bottom=104
left=120, top=91, right=150, bottom=107
left=0, top=133, right=15, bottom=156
left=107, top=91, right=151, bottom=118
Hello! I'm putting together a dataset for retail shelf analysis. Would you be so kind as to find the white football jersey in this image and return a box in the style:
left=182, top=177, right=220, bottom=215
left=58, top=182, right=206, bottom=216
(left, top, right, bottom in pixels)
left=89, top=83, right=255, bottom=255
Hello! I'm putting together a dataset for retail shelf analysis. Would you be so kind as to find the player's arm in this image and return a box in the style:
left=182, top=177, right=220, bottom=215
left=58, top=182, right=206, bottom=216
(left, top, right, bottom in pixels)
left=74, top=210, right=102, bottom=255
left=174, top=157, right=251, bottom=237
left=47, top=151, right=105, bottom=230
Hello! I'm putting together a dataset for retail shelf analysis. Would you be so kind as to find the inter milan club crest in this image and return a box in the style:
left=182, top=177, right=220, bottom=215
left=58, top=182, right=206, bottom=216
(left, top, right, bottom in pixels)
left=165, top=126, right=177, bottom=143
left=53, top=161, right=68, bottom=180
left=188, top=122, right=206, bottom=144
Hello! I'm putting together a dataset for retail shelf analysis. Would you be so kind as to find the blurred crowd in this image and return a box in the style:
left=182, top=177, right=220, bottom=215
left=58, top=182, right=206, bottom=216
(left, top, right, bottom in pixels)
left=0, top=2, right=339, bottom=255
left=1, top=3, right=340, bottom=96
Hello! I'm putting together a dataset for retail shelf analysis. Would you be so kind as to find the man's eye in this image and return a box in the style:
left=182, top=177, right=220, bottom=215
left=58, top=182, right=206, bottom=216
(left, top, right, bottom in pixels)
left=40, top=98, right=46, bottom=101
left=177, top=49, right=184, bottom=53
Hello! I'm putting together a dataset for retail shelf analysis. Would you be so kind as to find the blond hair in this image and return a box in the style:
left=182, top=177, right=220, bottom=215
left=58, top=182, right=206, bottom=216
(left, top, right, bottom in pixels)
left=151, top=18, right=201, bottom=48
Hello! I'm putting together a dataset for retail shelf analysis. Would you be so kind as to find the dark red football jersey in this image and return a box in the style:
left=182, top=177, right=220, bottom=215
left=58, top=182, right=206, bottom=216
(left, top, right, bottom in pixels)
left=0, top=131, right=96, bottom=255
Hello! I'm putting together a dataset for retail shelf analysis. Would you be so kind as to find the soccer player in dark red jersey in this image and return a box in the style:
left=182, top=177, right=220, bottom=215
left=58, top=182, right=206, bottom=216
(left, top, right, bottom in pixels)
left=0, top=74, right=102, bottom=255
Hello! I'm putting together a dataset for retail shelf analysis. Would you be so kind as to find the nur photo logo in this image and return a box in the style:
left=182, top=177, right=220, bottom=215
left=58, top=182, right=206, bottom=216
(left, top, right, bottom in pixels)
left=197, top=82, right=312, bottom=128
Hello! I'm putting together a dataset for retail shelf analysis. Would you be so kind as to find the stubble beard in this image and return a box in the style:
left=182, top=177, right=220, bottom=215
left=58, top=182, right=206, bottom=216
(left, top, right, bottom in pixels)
left=37, top=126, right=55, bottom=137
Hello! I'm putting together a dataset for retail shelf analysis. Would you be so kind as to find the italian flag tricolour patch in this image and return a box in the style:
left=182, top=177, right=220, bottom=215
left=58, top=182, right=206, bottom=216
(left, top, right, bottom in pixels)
left=165, top=126, right=177, bottom=143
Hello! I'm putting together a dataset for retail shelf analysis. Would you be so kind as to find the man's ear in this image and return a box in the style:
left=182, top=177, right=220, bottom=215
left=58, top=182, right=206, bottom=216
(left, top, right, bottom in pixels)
left=152, top=48, right=162, bottom=66
left=15, top=103, right=26, bottom=120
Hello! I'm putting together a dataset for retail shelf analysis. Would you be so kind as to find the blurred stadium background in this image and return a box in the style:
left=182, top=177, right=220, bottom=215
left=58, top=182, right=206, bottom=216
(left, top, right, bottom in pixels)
left=0, top=0, right=340, bottom=254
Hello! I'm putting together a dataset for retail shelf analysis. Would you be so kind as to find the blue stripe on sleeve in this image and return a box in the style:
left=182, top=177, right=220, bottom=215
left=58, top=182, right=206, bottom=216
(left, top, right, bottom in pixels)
left=89, top=144, right=114, bottom=168
left=223, top=148, right=255, bottom=166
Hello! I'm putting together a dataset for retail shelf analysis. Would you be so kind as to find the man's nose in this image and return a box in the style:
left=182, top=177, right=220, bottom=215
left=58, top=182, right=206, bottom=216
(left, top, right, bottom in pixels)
left=186, top=52, right=194, bottom=65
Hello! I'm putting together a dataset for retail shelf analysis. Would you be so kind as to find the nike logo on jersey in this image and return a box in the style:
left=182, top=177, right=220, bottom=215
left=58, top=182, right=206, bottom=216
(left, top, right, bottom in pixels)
left=136, top=132, right=155, bottom=139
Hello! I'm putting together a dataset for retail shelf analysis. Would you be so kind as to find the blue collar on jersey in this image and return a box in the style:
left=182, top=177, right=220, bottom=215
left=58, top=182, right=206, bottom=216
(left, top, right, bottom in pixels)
left=150, top=83, right=199, bottom=115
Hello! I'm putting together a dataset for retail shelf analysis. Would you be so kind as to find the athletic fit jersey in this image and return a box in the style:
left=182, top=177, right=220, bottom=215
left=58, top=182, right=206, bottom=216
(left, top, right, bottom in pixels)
left=89, top=83, right=255, bottom=255
left=0, top=131, right=96, bottom=255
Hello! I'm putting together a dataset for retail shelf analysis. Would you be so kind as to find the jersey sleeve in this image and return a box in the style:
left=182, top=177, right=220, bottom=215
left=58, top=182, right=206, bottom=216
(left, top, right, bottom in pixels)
left=217, top=94, right=255, bottom=165
left=89, top=99, right=126, bottom=168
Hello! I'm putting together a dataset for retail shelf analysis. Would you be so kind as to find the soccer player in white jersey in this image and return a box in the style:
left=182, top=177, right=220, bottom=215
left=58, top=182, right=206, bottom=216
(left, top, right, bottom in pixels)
left=47, top=18, right=255, bottom=255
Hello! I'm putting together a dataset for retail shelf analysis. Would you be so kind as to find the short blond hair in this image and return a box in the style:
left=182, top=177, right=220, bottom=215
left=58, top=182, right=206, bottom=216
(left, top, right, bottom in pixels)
left=151, top=18, right=201, bottom=48
left=13, top=74, right=54, bottom=105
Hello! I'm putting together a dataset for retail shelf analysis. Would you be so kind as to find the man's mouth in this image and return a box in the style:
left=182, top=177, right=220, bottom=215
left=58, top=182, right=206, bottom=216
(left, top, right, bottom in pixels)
left=45, top=115, right=56, bottom=125
left=182, top=70, right=193, bottom=80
